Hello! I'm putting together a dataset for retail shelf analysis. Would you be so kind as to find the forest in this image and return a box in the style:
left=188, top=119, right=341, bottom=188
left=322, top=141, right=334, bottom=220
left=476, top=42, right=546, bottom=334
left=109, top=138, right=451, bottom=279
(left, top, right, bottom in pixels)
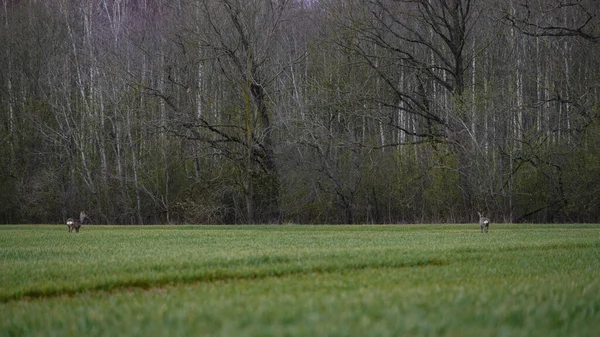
left=1, top=0, right=599, bottom=224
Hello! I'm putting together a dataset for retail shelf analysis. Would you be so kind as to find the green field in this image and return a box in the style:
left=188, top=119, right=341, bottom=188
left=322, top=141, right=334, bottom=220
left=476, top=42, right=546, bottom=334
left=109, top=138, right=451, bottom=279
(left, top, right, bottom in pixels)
left=1, top=224, right=599, bottom=336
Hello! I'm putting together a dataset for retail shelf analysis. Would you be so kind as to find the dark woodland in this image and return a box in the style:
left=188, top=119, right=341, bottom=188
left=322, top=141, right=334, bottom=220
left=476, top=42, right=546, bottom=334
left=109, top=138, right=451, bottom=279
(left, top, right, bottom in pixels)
left=1, top=0, right=599, bottom=224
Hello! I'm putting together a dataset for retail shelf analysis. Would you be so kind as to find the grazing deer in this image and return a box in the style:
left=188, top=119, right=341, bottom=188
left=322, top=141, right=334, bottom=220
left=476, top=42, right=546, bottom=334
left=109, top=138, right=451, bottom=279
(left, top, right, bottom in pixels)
left=66, top=211, right=89, bottom=233
left=478, top=212, right=490, bottom=233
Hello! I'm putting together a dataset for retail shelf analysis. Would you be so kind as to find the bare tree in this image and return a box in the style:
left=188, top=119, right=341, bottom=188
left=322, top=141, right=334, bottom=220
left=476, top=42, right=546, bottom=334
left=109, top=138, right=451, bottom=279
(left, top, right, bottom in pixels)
left=329, top=0, right=490, bottom=219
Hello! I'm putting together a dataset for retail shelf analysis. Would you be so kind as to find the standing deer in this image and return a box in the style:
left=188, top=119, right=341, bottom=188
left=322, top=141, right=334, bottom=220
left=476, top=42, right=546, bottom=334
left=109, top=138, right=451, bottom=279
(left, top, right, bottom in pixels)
left=478, top=212, right=490, bottom=233
left=66, top=211, right=89, bottom=233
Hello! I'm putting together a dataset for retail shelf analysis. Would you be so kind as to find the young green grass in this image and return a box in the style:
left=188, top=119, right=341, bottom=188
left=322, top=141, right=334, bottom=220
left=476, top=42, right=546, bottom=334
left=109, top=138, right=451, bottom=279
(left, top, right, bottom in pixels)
left=1, top=224, right=599, bottom=336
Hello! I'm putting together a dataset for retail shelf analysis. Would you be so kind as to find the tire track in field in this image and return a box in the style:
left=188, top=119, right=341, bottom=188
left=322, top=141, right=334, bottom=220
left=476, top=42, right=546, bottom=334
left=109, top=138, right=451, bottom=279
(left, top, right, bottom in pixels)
left=1, top=257, right=447, bottom=303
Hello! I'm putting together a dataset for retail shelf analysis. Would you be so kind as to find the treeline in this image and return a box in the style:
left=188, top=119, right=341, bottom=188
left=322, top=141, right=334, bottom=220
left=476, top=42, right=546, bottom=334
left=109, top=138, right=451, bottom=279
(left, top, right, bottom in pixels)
left=1, top=0, right=599, bottom=224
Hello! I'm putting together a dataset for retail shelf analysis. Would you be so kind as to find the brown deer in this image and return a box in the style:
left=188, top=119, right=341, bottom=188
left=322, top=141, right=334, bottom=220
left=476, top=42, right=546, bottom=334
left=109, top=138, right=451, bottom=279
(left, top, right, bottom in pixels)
left=478, top=212, right=490, bottom=233
left=66, top=211, right=89, bottom=233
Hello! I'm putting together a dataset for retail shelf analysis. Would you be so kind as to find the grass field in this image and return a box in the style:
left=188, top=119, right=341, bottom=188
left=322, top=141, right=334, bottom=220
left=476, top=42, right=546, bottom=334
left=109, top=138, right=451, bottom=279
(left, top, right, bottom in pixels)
left=1, top=224, right=599, bottom=336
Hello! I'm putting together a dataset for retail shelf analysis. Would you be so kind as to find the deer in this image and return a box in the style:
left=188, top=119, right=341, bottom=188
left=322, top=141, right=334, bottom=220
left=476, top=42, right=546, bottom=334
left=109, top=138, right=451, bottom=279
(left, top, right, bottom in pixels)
left=66, top=211, right=89, bottom=233
left=478, top=212, right=490, bottom=233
